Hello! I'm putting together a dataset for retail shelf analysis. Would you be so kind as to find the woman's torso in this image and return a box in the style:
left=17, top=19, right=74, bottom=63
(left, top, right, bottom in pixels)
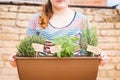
left=27, top=11, right=88, bottom=41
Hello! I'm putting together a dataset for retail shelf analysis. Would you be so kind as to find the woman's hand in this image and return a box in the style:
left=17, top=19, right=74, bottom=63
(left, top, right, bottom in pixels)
left=8, top=53, right=17, bottom=67
left=99, top=51, right=108, bottom=66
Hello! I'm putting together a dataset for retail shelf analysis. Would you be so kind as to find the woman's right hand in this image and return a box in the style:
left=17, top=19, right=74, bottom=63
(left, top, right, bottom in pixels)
left=9, top=53, right=17, bottom=67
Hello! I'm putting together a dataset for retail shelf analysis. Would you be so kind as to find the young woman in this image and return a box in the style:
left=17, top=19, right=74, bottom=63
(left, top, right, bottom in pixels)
left=27, top=0, right=86, bottom=40
left=9, top=0, right=107, bottom=67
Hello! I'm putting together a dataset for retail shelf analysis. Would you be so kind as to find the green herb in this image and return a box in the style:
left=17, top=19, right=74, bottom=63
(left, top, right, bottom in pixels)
left=80, top=26, right=98, bottom=56
left=17, top=35, right=46, bottom=57
left=53, top=35, right=80, bottom=57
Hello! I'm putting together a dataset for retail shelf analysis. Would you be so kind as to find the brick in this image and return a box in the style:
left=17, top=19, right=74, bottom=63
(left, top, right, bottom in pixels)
left=84, top=8, right=92, bottom=14
left=18, top=6, right=41, bottom=13
left=16, top=20, right=28, bottom=28
left=0, top=40, right=2, bottom=47
left=0, top=5, right=9, bottom=11
left=0, top=61, right=4, bottom=68
left=97, top=43, right=120, bottom=50
left=115, top=78, right=120, bottom=80
left=115, top=22, right=120, bottom=29
left=90, top=9, right=103, bottom=15
left=104, top=50, right=120, bottom=56
left=0, top=76, right=19, bottom=80
left=98, top=70, right=108, bottom=77
left=103, top=10, right=117, bottom=16
left=118, top=37, right=120, bottom=42
left=97, top=29, right=100, bottom=36
left=19, top=28, right=27, bottom=34
left=0, top=19, right=15, bottom=26
left=9, top=5, right=18, bottom=12
left=98, top=37, right=117, bottom=43
left=104, top=15, right=120, bottom=22
left=99, top=63, right=115, bottom=70
left=2, top=41, right=19, bottom=48
left=107, top=70, right=116, bottom=77
left=1, top=26, right=20, bottom=34
left=100, top=30, right=120, bottom=36
left=108, top=57, right=120, bottom=63
left=0, top=12, right=17, bottom=19
left=1, top=54, right=10, bottom=62
left=0, top=48, right=17, bottom=54
left=97, top=77, right=114, bottom=80
left=0, top=26, right=2, bottom=32
left=103, top=15, right=113, bottom=22
left=17, top=13, right=33, bottom=20
left=1, top=67, right=18, bottom=75
left=94, top=14, right=104, bottom=21
left=116, top=64, right=120, bottom=70
left=92, top=22, right=114, bottom=29
left=1, top=34, right=19, bottom=41
left=87, top=15, right=94, bottom=22
left=115, top=71, right=120, bottom=77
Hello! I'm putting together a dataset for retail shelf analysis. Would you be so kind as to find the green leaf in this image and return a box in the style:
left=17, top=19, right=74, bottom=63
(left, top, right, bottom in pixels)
left=56, top=52, right=61, bottom=58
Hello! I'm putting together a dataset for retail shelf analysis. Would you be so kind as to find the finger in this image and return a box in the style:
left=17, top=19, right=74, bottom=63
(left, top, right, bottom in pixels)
left=99, top=61, right=105, bottom=66
left=8, top=53, right=17, bottom=61
left=9, top=60, right=17, bottom=67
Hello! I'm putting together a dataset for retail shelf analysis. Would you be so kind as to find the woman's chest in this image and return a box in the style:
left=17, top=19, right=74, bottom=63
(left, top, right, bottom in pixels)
left=40, top=25, right=82, bottom=40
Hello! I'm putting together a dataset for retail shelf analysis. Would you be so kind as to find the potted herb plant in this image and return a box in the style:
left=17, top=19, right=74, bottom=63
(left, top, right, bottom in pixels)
left=15, top=26, right=100, bottom=80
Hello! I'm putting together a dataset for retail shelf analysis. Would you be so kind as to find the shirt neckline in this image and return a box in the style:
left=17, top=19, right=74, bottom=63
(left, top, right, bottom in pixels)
left=48, top=11, right=76, bottom=29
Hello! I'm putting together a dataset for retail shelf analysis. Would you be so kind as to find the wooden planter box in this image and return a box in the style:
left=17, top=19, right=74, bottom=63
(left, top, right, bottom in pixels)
left=15, top=57, right=100, bottom=80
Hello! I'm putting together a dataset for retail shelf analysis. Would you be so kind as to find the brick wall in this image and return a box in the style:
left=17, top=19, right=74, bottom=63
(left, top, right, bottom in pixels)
left=0, top=4, right=120, bottom=80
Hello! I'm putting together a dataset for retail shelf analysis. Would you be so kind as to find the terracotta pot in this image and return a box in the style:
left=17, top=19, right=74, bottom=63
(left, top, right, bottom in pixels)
left=15, top=57, right=100, bottom=80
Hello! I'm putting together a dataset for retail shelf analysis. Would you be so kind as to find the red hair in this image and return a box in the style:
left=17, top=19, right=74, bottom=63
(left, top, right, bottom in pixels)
left=39, top=0, right=53, bottom=29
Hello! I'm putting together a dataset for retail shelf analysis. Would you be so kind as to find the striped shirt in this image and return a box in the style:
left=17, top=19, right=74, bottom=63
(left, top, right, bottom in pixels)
left=27, top=11, right=89, bottom=41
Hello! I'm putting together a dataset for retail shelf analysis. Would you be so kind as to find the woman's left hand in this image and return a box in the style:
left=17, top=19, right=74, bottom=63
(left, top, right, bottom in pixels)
left=99, top=51, right=108, bottom=66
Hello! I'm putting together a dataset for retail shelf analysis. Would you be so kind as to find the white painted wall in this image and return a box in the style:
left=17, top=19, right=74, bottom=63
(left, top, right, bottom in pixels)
left=107, top=0, right=120, bottom=9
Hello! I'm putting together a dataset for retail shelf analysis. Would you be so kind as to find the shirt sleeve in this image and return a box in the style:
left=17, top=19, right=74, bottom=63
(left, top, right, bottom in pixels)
left=27, top=13, right=42, bottom=36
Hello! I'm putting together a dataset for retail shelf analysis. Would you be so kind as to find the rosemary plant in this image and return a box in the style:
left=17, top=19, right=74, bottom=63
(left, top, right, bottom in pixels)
left=16, top=36, right=46, bottom=57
